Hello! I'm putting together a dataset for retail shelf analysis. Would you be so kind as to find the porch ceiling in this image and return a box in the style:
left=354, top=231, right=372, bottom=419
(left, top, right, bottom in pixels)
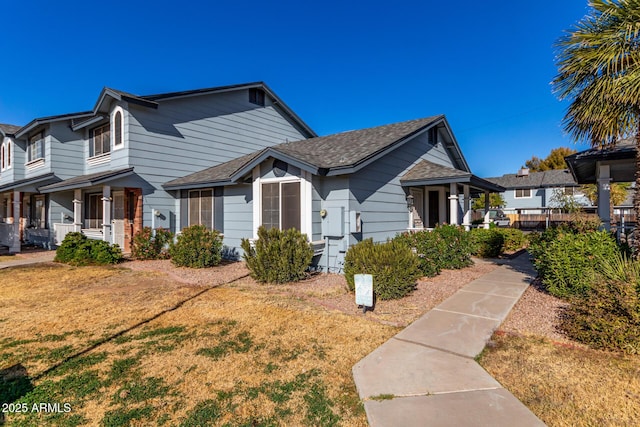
left=400, top=159, right=505, bottom=193
left=0, top=173, right=57, bottom=193
left=38, top=167, right=135, bottom=193
left=565, top=139, right=636, bottom=184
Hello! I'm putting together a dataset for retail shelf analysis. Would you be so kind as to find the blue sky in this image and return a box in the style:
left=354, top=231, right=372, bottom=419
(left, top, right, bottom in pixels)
left=0, top=0, right=592, bottom=177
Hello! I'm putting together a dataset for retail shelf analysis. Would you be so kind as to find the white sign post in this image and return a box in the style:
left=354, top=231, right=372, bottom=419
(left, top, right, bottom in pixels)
left=354, top=274, right=373, bottom=314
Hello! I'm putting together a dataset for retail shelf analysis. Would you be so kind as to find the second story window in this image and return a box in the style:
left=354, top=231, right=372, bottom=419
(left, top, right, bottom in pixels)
left=91, top=124, right=111, bottom=157
left=27, top=132, right=44, bottom=162
left=113, top=110, right=123, bottom=148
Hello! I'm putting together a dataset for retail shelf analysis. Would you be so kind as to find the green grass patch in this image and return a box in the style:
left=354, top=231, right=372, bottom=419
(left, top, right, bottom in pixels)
left=51, top=352, right=109, bottom=376
left=112, top=377, right=170, bottom=404
left=101, top=405, right=154, bottom=427
left=196, top=331, right=253, bottom=361
left=179, top=399, right=222, bottom=426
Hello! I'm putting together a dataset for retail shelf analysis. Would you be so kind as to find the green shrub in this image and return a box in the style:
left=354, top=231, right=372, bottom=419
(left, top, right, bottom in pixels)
left=344, top=238, right=421, bottom=300
left=131, top=227, right=173, bottom=260
left=54, top=232, right=123, bottom=266
left=169, top=225, right=223, bottom=268
left=562, top=252, right=640, bottom=354
left=470, top=228, right=504, bottom=258
left=394, top=225, right=472, bottom=276
left=241, top=226, right=313, bottom=283
left=494, top=228, right=528, bottom=252
left=532, top=230, right=620, bottom=298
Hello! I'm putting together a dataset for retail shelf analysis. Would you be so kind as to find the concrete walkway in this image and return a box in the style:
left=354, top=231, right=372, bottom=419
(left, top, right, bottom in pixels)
left=352, top=253, right=546, bottom=426
left=0, top=251, right=56, bottom=269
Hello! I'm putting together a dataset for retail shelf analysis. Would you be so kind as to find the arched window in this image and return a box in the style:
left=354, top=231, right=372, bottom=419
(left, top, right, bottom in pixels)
left=1, top=142, right=5, bottom=170
left=6, top=141, right=10, bottom=168
left=113, top=109, right=123, bottom=148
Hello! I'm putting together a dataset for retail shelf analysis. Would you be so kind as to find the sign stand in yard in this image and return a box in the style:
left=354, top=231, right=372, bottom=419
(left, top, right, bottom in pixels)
left=354, top=274, right=373, bottom=314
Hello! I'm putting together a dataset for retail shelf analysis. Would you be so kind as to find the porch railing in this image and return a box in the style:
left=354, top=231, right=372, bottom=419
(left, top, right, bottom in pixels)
left=0, top=223, right=15, bottom=247
left=53, top=223, right=78, bottom=246
left=24, top=228, right=52, bottom=248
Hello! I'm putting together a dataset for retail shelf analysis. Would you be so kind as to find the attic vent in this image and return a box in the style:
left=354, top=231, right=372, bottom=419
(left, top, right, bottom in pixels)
left=428, top=127, right=437, bottom=144
left=517, top=167, right=529, bottom=177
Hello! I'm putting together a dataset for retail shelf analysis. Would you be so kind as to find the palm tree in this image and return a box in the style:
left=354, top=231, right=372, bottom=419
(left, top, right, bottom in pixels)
left=553, top=0, right=640, bottom=247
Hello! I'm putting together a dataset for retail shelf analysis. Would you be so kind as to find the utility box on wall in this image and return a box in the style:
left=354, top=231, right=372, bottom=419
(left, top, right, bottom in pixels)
left=322, top=207, right=344, bottom=237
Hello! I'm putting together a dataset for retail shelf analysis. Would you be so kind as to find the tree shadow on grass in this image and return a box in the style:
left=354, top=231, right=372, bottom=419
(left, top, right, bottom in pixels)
left=0, top=363, right=33, bottom=424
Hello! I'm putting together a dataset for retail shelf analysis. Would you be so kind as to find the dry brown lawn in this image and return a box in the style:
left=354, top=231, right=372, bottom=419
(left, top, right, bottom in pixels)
left=1, top=263, right=399, bottom=426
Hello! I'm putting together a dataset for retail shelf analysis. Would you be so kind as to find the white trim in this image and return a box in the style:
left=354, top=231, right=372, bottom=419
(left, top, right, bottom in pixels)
left=87, top=152, right=111, bottom=166
left=252, top=166, right=260, bottom=238
left=514, top=188, right=532, bottom=199
left=111, top=106, right=125, bottom=151
left=25, top=158, right=45, bottom=170
left=252, top=167, right=311, bottom=238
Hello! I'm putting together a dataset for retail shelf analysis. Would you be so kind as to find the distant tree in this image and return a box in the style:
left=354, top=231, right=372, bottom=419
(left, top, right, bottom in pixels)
left=524, top=147, right=577, bottom=172
left=472, top=193, right=506, bottom=210
left=581, top=183, right=630, bottom=207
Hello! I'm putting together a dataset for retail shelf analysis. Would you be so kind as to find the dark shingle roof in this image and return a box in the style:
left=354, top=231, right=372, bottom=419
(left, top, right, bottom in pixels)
left=39, top=168, right=134, bottom=193
left=163, top=152, right=264, bottom=189
left=164, top=116, right=444, bottom=189
left=565, top=137, right=637, bottom=183
left=486, top=169, right=578, bottom=189
left=400, top=159, right=470, bottom=182
left=0, top=124, right=21, bottom=135
left=272, top=116, right=442, bottom=170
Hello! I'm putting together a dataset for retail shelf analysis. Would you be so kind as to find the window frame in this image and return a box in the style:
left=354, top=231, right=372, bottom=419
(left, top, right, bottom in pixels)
left=188, top=189, right=214, bottom=229
left=27, top=132, right=45, bottom=163
left=33, top=194, right=47, bottom=229
left=514, top=188, right=532, bottom=199
left=260, top=179, right=302, bottom=232
left=112, top=107, right=124, bottom=150
left=90, top=123, right=111, bottom=158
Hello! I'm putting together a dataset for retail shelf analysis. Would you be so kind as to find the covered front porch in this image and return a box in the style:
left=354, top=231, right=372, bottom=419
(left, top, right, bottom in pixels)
left=0, top=173, right=58, bottom=253
left=39, top=168, right=143, bottom=253
left=400, top=160, right=505, bottom=231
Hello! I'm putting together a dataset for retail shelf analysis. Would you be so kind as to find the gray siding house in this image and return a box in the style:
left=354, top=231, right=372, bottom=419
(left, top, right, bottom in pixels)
left=164, top=116, right=503, bottom=271
left=486, top=168, right=592, bottom=214
left=0, top=83, right=314, bottom=253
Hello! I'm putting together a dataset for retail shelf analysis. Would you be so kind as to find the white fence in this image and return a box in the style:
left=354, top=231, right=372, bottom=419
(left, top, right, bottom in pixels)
left=53, top=223, right=78, bottom=246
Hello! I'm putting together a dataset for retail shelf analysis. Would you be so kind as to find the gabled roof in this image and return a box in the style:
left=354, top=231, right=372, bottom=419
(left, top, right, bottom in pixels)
left=0, top=173, right=58, bottom=192
left=82, top=82, right=316, bottom=138
left=486, top=169, right=579, bottom=190
left=0, top=124, right=21, bottom=136
left=565, top=137, right=636, bottom=183
left=400, top=159, right=505, bottom=193
left=38, top=168, right=135, bottom=193
left=15, top=111, right=94, bottom=138
left=164, top=116, right=469, bottom=190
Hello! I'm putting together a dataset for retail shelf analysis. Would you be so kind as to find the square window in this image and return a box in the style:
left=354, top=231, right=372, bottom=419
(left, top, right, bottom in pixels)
left=91, top=124, right=111, bottom=157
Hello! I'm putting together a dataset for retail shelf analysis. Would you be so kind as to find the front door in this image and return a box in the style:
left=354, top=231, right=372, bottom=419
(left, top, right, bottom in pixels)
left=428, top=191, right=440, bottom=228
left=112, top=191, right=125, bottom=249
left=410, top=188, right=424, bottom=229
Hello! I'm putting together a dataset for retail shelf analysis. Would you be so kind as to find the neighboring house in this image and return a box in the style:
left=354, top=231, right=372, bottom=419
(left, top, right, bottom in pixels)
left=485, top=168, right=592, bottom=214
left=0, top=82, right=315, bottom=252
left=164, top=116, right=503, bottom=271
left=565, top=137, right=637, bottom=230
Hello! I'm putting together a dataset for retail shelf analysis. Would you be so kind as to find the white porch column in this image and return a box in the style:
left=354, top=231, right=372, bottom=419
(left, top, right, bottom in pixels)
left=597, top=164, right=611, bottom=231
left=462, top=185, right=471, bottom=231
left=10, top=190, right=20, bottom=253
left=73, top=189, right=83, bottom=232
left=102, top=186, right=112, bottom=242
left=483, top=191, right=491, bottom=229
left=449, top=183, right=459, bottom=225
left=439, top=188, right=446, bottom=225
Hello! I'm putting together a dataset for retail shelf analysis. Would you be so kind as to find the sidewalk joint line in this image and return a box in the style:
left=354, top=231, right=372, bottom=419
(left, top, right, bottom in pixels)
left=391, top=337, right=475, bottom=359
left=458, top=289, right=520, bottom=299
left=431, top=386, right=504, bottom=396
left=432, top=308, right=501, bottom=321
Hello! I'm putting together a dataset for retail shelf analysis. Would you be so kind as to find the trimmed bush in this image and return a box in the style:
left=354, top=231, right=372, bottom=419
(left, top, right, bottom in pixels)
left=562, top=252, right=640, bottom=354
left=532, top=229, right=620, bottom=298
left=494, top=228, right=527, bottom=253
left=169, top=225, right=223, bottom=268
left=240, top=226, right=313, bottom=283
left=344, top=238, right=421, bottom=300
left=131, top=227, right=173, bottom=260
left=394, top=225, right=473, bottom=277
left=470, top=228, right=504, bottom=258
left=54, top=232, right=123, bottom=266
